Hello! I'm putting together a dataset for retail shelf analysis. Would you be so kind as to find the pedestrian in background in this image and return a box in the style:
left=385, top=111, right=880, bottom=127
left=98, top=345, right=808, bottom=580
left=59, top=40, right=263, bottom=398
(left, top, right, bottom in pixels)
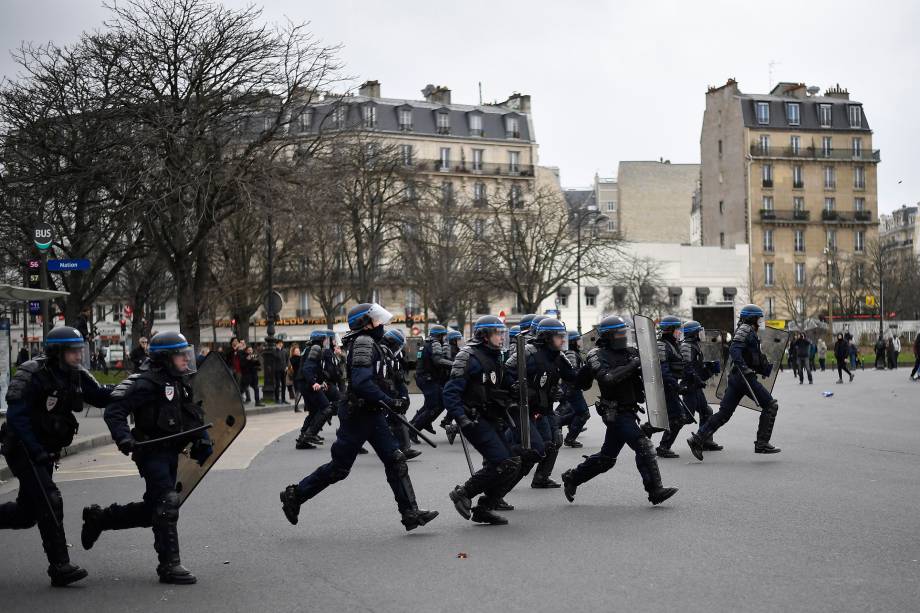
left=792, top=333, right=813, bottom=385
left=288, top=344, right=302, bottom=409
left=886, top=337, right=896, bottom=370
left=874, top=335, right=886, bottom=369
left=272, top=339, right=288, bottom=403
left=241, top=344, right=263, bottom=406
left=817, top=338, right=827, bottom=371
left=910, top=335, right=920, bottom=381
left=848, top=339, right=857, bottom=369
left=835, top=334, right=854, bottom=384
left=892, top=335, right=901, bottom=369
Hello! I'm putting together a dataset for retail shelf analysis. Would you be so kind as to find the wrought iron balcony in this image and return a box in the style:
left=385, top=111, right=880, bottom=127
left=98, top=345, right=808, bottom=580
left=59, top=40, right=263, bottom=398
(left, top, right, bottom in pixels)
left=423, top=159, right=535, bottom=178
left=750, top=144, right=880, bottom=162
left=759, top=209, right=810, bottom=223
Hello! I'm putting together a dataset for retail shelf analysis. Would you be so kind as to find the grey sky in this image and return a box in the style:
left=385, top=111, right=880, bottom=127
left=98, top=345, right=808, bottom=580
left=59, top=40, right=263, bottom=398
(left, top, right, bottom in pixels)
left=2, top=0, right=917, bottom=213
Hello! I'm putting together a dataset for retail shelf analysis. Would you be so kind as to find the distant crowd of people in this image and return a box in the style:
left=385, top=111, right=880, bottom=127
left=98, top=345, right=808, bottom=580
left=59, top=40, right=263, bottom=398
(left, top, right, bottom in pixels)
left=782, top=328, right=920, bottom=384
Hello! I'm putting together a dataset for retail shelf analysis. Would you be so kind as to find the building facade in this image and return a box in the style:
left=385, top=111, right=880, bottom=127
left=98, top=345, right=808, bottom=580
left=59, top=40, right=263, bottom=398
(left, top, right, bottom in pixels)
left=700, top=79, right=880, bottom=319
left=879, top=204, right=918, bottom=258
left=617, top=160, right=700, bottom=244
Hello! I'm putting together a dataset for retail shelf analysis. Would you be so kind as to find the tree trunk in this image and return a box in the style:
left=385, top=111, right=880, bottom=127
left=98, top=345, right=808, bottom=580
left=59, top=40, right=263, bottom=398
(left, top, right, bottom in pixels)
left=175, top=261, right=201, bottom=347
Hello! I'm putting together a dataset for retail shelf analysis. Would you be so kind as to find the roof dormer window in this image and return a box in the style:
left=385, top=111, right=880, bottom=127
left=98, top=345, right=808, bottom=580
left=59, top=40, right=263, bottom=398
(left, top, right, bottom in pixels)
left=505, top=115, right=521, bottom=138
left=756, top=102, right=770, bottom=125
left=818, top=104, right=833, bottom=127
left=398, top=107, right=413, bottom=131
left=785, top=102, right=800, bottom=126
left=848, top=105, right=862, bottom=128
left=468, top=112, right=483, bottom=136
left=436, top=109, right=450, bottom=135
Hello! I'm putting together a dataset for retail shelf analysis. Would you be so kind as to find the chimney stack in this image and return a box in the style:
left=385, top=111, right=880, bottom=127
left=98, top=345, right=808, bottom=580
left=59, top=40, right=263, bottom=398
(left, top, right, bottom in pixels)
left=824, top=83, right=850, bottom=100
left=359, top=80, right=381, bottom=98
left=422, top=84, right=451, bottom=105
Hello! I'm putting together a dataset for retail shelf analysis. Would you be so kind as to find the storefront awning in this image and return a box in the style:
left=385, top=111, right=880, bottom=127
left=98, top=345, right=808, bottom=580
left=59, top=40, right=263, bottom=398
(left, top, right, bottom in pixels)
left=0, top=284, right=69, bottom=302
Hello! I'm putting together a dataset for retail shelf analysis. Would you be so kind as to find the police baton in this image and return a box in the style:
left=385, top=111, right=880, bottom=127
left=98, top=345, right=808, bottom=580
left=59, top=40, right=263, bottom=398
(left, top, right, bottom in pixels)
left=732, top=363, right=763, bottom=409
left=134, top=423, right=214, bottom=448
left=381, top=403, right=437, bottom=448
left=458, top=429, right=475, bottom=476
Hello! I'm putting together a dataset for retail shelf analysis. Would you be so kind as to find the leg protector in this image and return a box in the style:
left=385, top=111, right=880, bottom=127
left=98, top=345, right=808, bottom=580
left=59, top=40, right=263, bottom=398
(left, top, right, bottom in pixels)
left=82, top=502, right=150, bottom=550
left=480, top=457, right=522, bottom=508
left=0, top=501, right=37, bottom=529
left=152, top=491, right=196, bottom=585
left=384, top=450, right=417, bottom=514
left=531, top=443, right=561, bottom=487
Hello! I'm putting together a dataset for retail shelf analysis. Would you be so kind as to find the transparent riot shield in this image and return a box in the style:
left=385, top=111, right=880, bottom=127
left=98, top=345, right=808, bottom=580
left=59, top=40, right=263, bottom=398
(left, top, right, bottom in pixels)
left=176, top=354, right=247, bottom=506
left=701, top=330, right=728, bottom=406
left=716, top=326, right=791, bottom=412
left=404, top=336, right=424, bottom=394
left=634, top=315, right=669, bottom=430
left=580, top=327, right=600, bottom=405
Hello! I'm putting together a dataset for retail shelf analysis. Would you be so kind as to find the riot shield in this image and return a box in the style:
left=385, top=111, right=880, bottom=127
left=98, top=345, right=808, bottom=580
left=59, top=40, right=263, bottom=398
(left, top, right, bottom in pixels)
left=515, top=334, right=531, bottom=449
left=404, top=336, right=423, bottom=394
left=579, top=327, right=601, bottom=405
left=634, top=315, right=669, bottom=431
left=175, top=353, right=247, bottom=506
left=701, top=330, right=727, bottom=406
left=715, top=326, right=790, bottom=412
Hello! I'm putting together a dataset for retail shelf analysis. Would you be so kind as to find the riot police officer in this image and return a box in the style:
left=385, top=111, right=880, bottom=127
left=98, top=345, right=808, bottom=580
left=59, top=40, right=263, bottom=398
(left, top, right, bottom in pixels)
left=409, top=324, right=453, bottom=435
left=381, top=329, right=421, bottom=460
left=87, top=331, right=212, bottom=584
left=688, top=304, right=781, bottom=460
left=560, top=316, right=678, bottom=506
left=505, top=317, right=580, bottom=490
left=294, top=330, right=336, bottom=450
left=1, top=326, right=111, bottom=586
left=649, top=315, right=690, bottom=458
left=280, top=304, right=438, bottom=531
left=556, top=329, right=591, bottom=448
left=680, top=321, right=723, bottom=451
left=443, top=316, right=521, bottom=525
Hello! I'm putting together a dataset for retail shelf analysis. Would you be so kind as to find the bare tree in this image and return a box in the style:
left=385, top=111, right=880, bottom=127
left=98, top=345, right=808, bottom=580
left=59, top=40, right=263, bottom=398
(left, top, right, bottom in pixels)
left=605, top=253, right=671, bottom=318
left=775, top=261, right=826, bottom=331
left=477, top=183, right=611, bottom=314
left=92, top=0, right=343, bottom=345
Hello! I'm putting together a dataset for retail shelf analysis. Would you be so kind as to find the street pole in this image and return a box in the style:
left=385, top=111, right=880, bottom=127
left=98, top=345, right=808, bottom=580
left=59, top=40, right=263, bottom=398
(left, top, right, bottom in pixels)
left=576, top=221, right=582, bottom=334
left=824, top=248, right=834, bottom=342
left=879, top=254, right=885, bottom=338
left=266, top=208, right=276, bottom=341
left=39, top=250, right=50, bottom=341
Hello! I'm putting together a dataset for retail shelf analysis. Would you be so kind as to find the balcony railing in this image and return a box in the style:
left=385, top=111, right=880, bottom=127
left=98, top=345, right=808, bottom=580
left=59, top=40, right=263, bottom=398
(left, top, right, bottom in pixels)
left=759, top=209, right=810, bottom=222
left=423, top=159, right=535, bottom=178
left=822, top=209, right=875, bottom=223
left=750, top=144, right=881, bottom=162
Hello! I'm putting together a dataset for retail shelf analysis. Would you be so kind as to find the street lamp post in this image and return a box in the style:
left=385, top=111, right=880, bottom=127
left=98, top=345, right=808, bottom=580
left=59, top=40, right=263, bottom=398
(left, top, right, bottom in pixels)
left=573, top=203, right=603, bottom=334
left=823, top=247, right=834, bottom=341
left=266, top=208, right=276, bottom=341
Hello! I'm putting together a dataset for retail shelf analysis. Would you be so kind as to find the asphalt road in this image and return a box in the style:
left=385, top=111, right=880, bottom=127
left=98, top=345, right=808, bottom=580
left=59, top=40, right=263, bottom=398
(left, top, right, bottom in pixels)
left=1, top=368, right=918, bottom=613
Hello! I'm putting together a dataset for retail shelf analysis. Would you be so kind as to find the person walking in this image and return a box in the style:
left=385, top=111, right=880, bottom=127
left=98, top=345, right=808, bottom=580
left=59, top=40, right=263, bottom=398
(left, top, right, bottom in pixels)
left=892, top=335, right=901, bottom=369
left=817, top=338, right=827, bottom=372
left=834, top=334, right=854, bottom=384
left=288, top=344, right=301, bottom=407
left=886, top=337, right=896, bottom=370
left=792, top=333, right=813, bottom=385
left=241, top=345, right=263, bottom=406
left=874, top=335, right=886, bottom=369
left=909, top=335, right=920, bottom=381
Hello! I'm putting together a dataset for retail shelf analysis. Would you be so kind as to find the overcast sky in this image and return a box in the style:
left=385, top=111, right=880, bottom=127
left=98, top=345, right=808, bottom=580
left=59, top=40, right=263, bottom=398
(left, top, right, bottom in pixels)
left=2, top=0, right=917, bottom=213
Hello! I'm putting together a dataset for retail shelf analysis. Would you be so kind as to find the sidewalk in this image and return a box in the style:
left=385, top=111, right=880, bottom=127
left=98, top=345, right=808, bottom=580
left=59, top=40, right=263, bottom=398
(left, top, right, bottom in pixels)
left=0, top=400, right=298, bottom=482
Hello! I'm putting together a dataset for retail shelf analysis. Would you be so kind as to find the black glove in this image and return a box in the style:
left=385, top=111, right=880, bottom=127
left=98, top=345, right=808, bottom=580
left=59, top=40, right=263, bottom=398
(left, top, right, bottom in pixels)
left=190, top=439, right=213, bottom=466
left=456, top=415, right=476, bottom=431
left=391, top=397, right=410, bottom=413
left=761, top=362, right=774, bottom=378
left=116, top=437, right=136, bottom=456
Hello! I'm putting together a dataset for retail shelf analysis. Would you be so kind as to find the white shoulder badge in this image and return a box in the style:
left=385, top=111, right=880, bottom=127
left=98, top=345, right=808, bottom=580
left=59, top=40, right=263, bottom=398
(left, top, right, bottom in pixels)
left=46, top=394, right=58, bottom=411
left=490, top=371, right=497, bottom=384
left=164, top=384, right=175, bottom=401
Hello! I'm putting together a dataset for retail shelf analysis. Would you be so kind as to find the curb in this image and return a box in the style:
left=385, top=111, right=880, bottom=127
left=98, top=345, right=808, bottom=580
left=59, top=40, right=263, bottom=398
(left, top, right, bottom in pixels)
left=0, top=402, right=296, bottom=482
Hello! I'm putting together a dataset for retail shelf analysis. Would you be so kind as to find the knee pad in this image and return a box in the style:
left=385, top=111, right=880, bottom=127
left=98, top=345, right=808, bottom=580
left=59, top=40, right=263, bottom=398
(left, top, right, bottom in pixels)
left=496, top=456, right=521, bottom=476
left=592, top=454, right=617, bottom=470
left=768, top=399, right=779, bottom=414
left=388, top=450, right=409, bottom=478
left=636, top=437, right=656, bottom=460
left=154, top=491, right=180, bottom=522
left=520, top=448, right=542, bottom=464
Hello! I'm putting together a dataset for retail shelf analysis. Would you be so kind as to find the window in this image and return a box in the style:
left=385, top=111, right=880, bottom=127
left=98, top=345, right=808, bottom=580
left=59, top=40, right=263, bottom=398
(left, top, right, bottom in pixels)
left=762, top=164, right=773, bottom=187
left=720, top=232, right=725, bottom=247
left=786, top=102, right=800, bottom=125
left=298, top=109, right=313, bottom=132
left=764, top=262, right=774, bottom=287
left=793, top=196, right=805, bottom=212
left=790, top=135, right=801, bottom=154
left=824, top=197, right=836, bottom=212
left=298, top=291, right=310, bottom=317
left=759, top=134, right=770, bottom=153
left=585, top=292, right=596, bottom=307
left=510, top=184, right=523, bottom=208
left=795, top=263, right=806, bottom=287
left=461, top=149, right=479, bottom=174
left=558, top=293, right=568, bottom=307
left=332, top=106, right=346, bottom=129
left=473, top=218, right=485, bottom=239
left=469, top=113, right=482, bottom=136
left=819, top=104, right=833, bottom=127
left=855, top=230, right=865, bottom=252
left=824, top=166, right=836, bottom=189
left=508, top=151, right=520, bottom=174
left=762, top=195, right=774, bottom=211
left=505, top=116, right=520, bottom=138
left=473, top=181, right=486, bottom=206
left=606, top=219, right=617, bottom=232
left=362, top=105, right=377, bottom=128
left=766, top=297, right=775, bottom=318
left=719, top=200, right=724, bottom=214
left=794, top=229, right=805, bottom=252
left=441, top=181, right=454, bottom=204
left=756, top=102, right=770, bottom=124
left=696, top=291, right=708, bottom=306
left=854, top=197, right=865, bottom=212
left=436, top=111, right=450, bottom=134
left=796, top=296, right=806, bottom=314
left=826, top=229, right=837, bottom=250
left=718, top=139, right=722, bottom=156
left=400, top=144, right=414, bottom=167
left=848, top=105, right=862, bottom=128
left=439, top=147, right=450, bottom=171
left=606, top=200, right=616, bottom=212
left=763, top=229, right=774, bottom=253
left=855, top=262, right=865, bottom=281
left=398, top=108, right=413, bottom=131
left=669, top=293, right=680, bottom=308
left=854, top=166, right=865, bottom=189
left=822, top=136, right=832, bottom=157
left=793, top=165, right=804, bottom=188
left=852, top=137, right=862, bottom=158
left=153, top=303, right=167, bottom=321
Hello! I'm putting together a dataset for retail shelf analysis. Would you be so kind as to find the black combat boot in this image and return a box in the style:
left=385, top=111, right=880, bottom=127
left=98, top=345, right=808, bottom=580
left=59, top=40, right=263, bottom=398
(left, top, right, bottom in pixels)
left=403, top=448, right=422, bottom=459
left=280, top=485, right=303, bottom=525
left=561, top=469, right=579, bottom=503
left=563, top=432, right=583, bottom=448
left=294, top=433, right=316, bottom=450
left=637, top=441, right=678, bottom=505
left=686, top=432, right=705, bottom=461
left=153, top=523, right=196, bottom=585
left=492, top=498, right=514, bottom=511
left=531, top=444, right=561, bottom=488
left=470, top=503, right=508, bottom=525
left=45, top=535, right=88, bottom=587
left=702, top=438, right=723, bottom=451
left=448, top=485, right=472, bottom=520
left=656, top=446, right=680, bottom=459
left=401, top=509, right=439, bottom=531
left=755, top=401, right=781, bottom=454
left=81, top=502, right=150, bottom=550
